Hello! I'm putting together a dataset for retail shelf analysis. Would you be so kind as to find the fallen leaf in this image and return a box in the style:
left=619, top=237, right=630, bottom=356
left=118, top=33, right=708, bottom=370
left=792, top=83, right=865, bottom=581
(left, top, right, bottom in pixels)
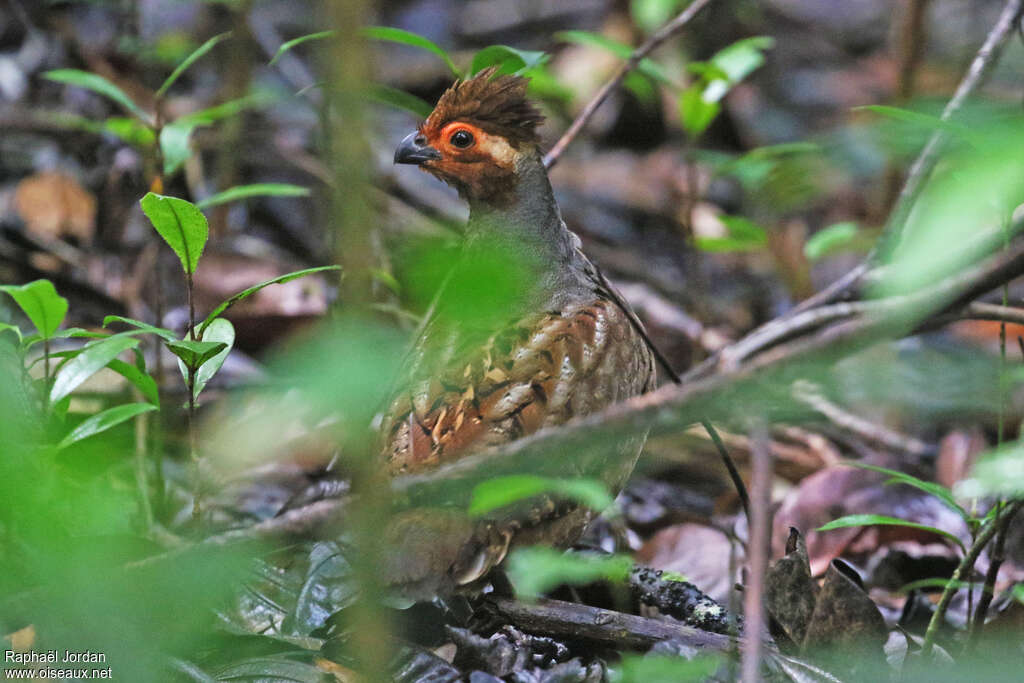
left=14, top=171, right=96, bottom=242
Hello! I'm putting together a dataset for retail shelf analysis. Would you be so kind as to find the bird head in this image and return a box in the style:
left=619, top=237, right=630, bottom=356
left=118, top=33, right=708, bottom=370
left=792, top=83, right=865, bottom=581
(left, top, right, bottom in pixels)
left=394, top=67, right=544, bottom=205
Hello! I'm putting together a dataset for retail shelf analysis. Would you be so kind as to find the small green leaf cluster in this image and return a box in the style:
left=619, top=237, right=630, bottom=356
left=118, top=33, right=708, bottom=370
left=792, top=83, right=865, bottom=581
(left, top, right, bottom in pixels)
left=45, top=33, right=308, bottom=202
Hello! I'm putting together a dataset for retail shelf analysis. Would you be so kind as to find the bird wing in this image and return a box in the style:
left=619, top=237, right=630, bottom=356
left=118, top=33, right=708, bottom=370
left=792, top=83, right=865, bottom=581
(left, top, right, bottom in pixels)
left=381, top=295, right=653, bottom=476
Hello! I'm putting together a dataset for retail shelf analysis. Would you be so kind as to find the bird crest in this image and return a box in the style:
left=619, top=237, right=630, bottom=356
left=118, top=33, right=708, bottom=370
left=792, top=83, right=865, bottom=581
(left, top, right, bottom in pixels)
left=422, top=66, right=544, bottom=146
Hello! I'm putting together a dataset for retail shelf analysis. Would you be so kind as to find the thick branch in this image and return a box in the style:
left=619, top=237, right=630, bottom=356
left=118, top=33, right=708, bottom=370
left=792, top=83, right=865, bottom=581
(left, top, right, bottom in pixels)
left=486, top=596, right=733, bottom=651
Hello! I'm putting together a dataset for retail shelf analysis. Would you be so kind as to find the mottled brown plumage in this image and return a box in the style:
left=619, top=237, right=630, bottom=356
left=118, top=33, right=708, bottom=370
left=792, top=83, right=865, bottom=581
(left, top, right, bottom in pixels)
left=388, top=68, right=656, bottom=597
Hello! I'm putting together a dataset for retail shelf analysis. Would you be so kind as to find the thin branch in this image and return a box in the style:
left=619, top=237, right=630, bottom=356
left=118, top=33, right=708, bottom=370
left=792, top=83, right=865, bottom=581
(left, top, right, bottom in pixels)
left=740, top=424, right=772, bottom=683
left=882, top=0, right=1024, bottom=254
left=778, top=0, right=1023, bottom=311
left=542, top=0, right=714, bottom=168
left=967, top=501, right=1020, bottom=650
left=792, top=380, right=932, bottom=457
left=921, top=500, right=1023, bottom=658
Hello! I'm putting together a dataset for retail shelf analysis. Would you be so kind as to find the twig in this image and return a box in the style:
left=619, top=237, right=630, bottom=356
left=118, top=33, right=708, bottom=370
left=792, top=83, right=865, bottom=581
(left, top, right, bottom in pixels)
left=740, top=424, right=772, bottom=683
left=967, top=501, right=1019, bottom=650
left=542, top=0, right=714, bottom=169
left=791, top=380, right=932, bottom=457
left=921, top=500, right=1023, bottom=658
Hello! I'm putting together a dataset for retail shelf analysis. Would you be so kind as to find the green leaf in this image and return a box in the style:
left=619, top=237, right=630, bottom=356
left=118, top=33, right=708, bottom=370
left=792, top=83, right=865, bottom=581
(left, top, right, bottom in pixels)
left=857, top=104, right=974, bottom=141
left=818, top=514, right=965, bottom=552
left=107, top=358, right=160, bottom=406
left=470, top=45, right=548, bottom=76
left=469, top=475, right=614, bottom=517
left=102, top=315, right=178, bottom=342
left=679, top=83, right=719, bottom=137
left=103, top=116, right=156, bottom=146
left=197, top=266, right=340, bottom=336
left=57, top=402, right=157, bottom=450
left=0, top=280, right=68, bottom=338
left=0, top=322, right=23, bottom=344
left=50, top=336, right=139, bottom=404
left=804, top=222, right=861, bottom=261
left=555, top=30, right=673, bottom=85
left=630, top=0, right=688, bottom=34
left=362, top=26, right=460, bottom=77
left=694, top=215, right=767, bottom=253
left=841, top=462, right=968, bottom=520
left=159, top=119, right=198, bottom=175
left=956, top=441, right=1024, bottom=499
left=507, top=548, right=632, bottom=598
left=614, top=653, right=721, bottom=683
left=195, top=183, right=310, bottom=210
left=178, top=318, right=233, bottom=399
left=44, top=69, right=151, bottom=124
left=367, top=84, right=434, bottom=118
left=156, top=31, right=231, bottom=99
left=270, top=30, right=337, bottom=66
left=140, top=193, right=209, bottom=275
left=703, top=36, right=774, bottom=102
left=166, top=339, right=228, bottom=372
left=158, top=92, right=278, bottom=175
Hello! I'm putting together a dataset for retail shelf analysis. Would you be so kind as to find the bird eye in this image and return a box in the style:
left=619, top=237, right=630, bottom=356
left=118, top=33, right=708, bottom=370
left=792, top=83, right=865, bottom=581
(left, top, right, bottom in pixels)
left=450, top=129, right=475, bottom=148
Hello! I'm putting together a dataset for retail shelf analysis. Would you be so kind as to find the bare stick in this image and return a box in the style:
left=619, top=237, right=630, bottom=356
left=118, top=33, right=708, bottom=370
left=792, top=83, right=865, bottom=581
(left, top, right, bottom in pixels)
left=542, top=0, right=714, bottom=168
left=487, top=596, right=734, bottom=651
left=740, top=424, right=772, bottom=683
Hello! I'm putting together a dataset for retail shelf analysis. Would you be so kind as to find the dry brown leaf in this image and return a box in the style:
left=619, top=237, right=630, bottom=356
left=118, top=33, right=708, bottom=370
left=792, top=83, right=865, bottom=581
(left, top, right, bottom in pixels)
left=14, top=171, right=96, bottom=243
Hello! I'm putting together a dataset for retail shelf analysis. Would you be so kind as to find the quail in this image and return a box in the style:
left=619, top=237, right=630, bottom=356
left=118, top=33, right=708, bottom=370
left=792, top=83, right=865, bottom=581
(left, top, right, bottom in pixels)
left=384, top=67, right=656, bottom=597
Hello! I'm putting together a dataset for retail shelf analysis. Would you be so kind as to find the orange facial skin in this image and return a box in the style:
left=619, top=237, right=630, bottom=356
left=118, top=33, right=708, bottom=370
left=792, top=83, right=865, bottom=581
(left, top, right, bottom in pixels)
left=415, top=121, right=522, bottom=205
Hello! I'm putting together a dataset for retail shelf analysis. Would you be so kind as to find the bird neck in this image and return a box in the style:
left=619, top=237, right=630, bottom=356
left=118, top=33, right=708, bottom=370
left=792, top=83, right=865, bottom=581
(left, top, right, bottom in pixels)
left=464, top=151, right=580, bottom=282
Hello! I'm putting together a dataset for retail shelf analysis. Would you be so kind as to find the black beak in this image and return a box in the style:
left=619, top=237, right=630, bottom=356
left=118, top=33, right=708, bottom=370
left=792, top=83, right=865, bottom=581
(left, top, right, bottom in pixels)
left=394, top=131, right=441, bottom=165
